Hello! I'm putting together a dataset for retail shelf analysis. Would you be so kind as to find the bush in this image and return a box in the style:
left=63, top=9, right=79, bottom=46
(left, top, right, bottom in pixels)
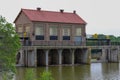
left=24, top=69, right=36, bottom=80
left=40, top=71, right=54, bottom=80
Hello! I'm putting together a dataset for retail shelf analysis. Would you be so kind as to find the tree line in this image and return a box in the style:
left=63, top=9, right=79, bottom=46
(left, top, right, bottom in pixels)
left=88, top=34, right=120, bottom=41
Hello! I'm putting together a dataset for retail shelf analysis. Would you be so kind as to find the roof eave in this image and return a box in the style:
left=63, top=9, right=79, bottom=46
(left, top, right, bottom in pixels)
left=13, top=9, right=22, bottom=23
left=32, top=20, right=86, bottom=25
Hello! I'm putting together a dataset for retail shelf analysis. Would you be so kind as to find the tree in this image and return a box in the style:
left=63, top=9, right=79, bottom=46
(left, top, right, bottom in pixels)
left=0, top=16, right=21, bottom=79
left=109, top=35, right=117, bottom=41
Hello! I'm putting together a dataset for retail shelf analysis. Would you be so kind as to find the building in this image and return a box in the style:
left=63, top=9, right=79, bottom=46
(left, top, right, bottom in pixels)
left=14, top=8, right=91, bottom=67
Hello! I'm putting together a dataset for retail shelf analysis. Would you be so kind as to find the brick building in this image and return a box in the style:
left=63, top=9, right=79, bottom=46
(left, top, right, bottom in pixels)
left=14, top=8, right=91, bottom=67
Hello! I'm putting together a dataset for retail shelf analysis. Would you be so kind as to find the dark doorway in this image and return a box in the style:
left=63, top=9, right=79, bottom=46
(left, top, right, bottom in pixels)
left=75, top=49, right=82, bottom=64
left=49, top=49, right=59, bottom=65
left=62, top=49, right=71, bottom=64
left=37, top=49, right=45, bottom=66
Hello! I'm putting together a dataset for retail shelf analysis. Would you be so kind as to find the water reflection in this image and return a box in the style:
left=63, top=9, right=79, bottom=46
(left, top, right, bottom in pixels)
left=102, top=63, right=120, bottom=80
left=91, top=63, right=120, bottom=80
left=15, top=63, right=120, bottom=80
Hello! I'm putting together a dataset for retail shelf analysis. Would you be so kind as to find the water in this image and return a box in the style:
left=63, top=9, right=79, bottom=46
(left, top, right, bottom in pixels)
left=7, top=63, right=120, bottom=80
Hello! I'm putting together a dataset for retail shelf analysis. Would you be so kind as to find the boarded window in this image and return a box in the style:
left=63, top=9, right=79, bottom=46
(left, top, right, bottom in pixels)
left=63, top=27, right=70, bottom=36
left=76, top=28, right=81, bottom=36
left=50, top=27, right=57, bottom=36
left=25, top=26, right=30, bottom=33
left=17, top=26, right=23, bottom=32
left=35, top=26, right=44, bottom=35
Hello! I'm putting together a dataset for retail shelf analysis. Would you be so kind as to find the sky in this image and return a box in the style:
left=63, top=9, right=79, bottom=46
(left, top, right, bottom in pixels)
left=0, top=0, right=120, bottom=36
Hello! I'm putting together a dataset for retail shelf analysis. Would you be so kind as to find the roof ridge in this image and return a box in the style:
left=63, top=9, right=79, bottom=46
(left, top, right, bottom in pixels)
left=21, top=8, right=75, bottom=14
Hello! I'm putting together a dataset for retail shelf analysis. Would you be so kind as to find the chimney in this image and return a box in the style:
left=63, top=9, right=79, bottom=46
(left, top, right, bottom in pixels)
left=37, top=7, right=41, bottom=11
left=60, top=9, right=64, bottom=13
left=73, top=10, right=76, bottom=14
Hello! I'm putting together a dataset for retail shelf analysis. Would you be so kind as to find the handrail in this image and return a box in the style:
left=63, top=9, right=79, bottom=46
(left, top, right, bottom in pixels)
left=20, top=40, right=86, bottom=46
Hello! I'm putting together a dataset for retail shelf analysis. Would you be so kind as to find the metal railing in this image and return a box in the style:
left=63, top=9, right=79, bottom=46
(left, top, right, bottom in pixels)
left=20, top=40, right=120, bottom=46
left=20, top=40, right=86, bottom=46
left=86, top=41, right=120, bottom=46
left=86, top=41, right=110, bottom=46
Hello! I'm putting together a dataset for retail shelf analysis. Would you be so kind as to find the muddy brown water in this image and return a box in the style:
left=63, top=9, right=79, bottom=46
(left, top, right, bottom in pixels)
left=1, top=63, right=120, bottom=80
left=15, top=63, right=120, bottom=80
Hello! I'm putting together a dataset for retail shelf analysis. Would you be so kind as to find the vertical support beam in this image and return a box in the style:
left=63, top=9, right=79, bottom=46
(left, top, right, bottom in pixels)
left=19, top=49, right=24, bottom=66
left=107, top=48, right=111, bottom=62
left=118, top=46, right=120, bottom=62
left=45, top=49, right=49, bottom=66
left=117, top=46, right=120, bottom=62
left=101, top=48, right=107, bottom=62
left=34, top=47, right=37, bottom=67
left=109, top=47, right=119, bottom=63
left=82, top=48, right=91, bottom=64
left=58, top=49, right=63, bottom=65
left=87, top=48, right=91, bottom=64
left=112, top=47, right=119, bottom=62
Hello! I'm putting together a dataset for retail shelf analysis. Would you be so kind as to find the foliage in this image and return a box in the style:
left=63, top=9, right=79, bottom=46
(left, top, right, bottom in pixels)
left=89, top=34, right=120, bottom=42
left=40, top=71, right=54, bottom=80
left=24, top=69, right=36, bottom=80
left=24, top=69, right=54, bottom=80
left=0, top=16, right=21, bottom=79
left=87, top=34, right=120, bottom=46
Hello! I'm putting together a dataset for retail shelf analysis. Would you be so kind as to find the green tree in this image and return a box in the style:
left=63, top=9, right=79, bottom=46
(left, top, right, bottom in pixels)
left=98, top=34, right=106, bottom=39
left=0, top=16, right=21, bottom=79
left=109, top=35, right=117, bottom=41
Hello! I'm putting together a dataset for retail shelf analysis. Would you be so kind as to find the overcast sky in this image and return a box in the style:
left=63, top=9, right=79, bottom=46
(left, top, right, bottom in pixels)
left=0, top=0, right=120, bottom=36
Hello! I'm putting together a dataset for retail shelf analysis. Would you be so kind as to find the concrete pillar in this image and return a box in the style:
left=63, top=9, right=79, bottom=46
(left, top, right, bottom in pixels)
left=87, top=48, right=91, bottom=64
left=118, top=47, right=120, bottom=62
left=82, top=48, right=91, bottom=64
left=19, top=49, right=24, bottom=66
left=27, top=49, right=36, bottom=67
left=107, top=48, right=111, bottom=62
left=58, top=49, right=63, bottom=65
left=71, top=49, right=75, bottom=65
left=101, top=48, right=107, bottom=62
left=110, top=47, right=119, bottom=62
left=45, top=49, right=49, bottom=66
left=117, top=46, right=120, bottom=62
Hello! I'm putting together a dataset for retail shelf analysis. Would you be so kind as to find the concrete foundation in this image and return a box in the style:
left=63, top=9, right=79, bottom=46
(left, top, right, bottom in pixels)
left=109, top=47, right=119, bottom=62
left=17, top=46, right=120, bottom=67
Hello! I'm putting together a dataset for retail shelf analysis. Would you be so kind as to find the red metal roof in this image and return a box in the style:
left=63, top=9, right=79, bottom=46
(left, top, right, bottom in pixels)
left=14, top=9, right=86, bottom=24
